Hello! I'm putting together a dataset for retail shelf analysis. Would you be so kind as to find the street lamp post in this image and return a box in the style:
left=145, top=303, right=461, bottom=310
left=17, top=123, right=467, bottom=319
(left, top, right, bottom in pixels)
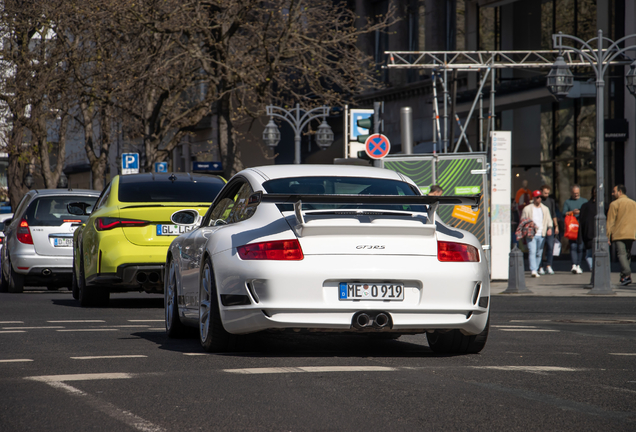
left=548, top=30, right=636, bottom=295
left=263, top=104, right=333, bottom=164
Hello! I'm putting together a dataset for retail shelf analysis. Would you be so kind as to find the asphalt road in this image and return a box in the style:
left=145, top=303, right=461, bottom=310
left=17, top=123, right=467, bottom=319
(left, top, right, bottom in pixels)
left=1, top=288, right=635, bottom=431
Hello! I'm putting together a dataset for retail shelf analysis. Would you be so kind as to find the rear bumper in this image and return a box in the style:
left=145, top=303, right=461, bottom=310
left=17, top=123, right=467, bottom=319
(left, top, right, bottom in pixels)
left=12, top=253, right=73, bottom=287
left=210, top=251, right=490, bottom=336
left=86, top=263, right=164, bottom=293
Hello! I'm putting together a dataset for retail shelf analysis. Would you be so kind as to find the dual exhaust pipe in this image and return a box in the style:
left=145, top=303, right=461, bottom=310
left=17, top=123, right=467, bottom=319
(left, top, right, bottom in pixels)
left=136, top=271, right=160, bottom=284
left=352, top=311, right=391, bottom=330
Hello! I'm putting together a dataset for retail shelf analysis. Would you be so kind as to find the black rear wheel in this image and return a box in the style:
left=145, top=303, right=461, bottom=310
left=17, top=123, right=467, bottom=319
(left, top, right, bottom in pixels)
left=427, top=314, right=489, bottom=355
left=8, top=262, right=24, bottom=294
left=0, top=263, right=8, bottom=293
left=78, top=255, right=109, bottom=307
left=71, top=256, right=79, bottom=300
left=199, top=257, right=236, bottom=352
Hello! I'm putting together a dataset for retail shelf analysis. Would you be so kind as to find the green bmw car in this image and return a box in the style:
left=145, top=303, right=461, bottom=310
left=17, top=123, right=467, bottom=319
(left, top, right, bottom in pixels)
left=72, top=173, right=225, bottom=306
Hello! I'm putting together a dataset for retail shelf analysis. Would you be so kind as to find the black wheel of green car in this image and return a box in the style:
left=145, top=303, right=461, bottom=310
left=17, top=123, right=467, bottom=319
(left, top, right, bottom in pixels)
left=0, top=263, right=8, bottom=293
left=165, top=258, right=186, bottom=338
left=426, top=314, right=490, bottom=355
left=78, top=255, right=109, bottom=307
left=199, top=257, right=235, bottom=353
left=8, top=259, right=25, bottom=293
left=71, top=256, right=79, bottom=300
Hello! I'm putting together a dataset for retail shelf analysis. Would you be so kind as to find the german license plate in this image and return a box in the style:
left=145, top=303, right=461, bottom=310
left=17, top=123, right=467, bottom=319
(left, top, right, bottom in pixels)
left=156, top=224, right=195, bottom=236
left=339, top=283, right=404, bottom=301
left=53, top=238, right=73, bottom=247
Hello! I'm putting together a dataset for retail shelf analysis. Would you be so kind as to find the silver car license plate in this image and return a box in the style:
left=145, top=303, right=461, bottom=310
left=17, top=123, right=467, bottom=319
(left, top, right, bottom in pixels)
left=339, top=283, right=404, bottom=301
left=156, top=224, right=195, bottom=236
left=53, top=238, right=73, bottom=247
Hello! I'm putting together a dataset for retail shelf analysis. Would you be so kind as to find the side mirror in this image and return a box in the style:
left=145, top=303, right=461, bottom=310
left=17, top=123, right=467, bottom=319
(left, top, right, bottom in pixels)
left=171, top=209, right=200, bottom=226
left=67, top=202, right=92, bottom=216
left=3, top=218, right=13, bottom=230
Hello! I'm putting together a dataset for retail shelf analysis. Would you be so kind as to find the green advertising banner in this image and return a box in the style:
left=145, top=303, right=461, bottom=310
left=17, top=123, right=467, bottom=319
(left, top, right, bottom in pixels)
left=382, top=155, right=487, bottom=245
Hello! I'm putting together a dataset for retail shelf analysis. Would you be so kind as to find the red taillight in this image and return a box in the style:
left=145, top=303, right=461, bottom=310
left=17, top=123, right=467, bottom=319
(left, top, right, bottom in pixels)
left=237, top=239, right=304, bottom=260
left=17, top=219, right=34, bottom=244
left=437, top=241, right=480, bottom=262
left=95, top=217, right=150, bottom=231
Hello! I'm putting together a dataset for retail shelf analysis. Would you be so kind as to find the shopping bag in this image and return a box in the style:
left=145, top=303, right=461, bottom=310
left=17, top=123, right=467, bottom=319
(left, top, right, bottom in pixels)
left=553, top=238, right=562, bottom=257
left=564, top=213, right=579, bottom=241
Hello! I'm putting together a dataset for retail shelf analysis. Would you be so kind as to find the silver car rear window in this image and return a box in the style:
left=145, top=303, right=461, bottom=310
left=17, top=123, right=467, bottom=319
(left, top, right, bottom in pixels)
left=24, top=196, right=98, bottom=227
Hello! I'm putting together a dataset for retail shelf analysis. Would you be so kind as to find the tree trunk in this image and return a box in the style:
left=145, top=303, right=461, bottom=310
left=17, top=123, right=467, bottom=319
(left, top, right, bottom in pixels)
left=218, top=95, right=243, bottom=179
left=80, top=100, right=108, bottom=190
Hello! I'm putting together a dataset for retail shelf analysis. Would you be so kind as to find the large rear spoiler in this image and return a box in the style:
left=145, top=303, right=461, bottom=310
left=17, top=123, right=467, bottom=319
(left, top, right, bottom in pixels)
left=248, top=191, right=481, bottom=226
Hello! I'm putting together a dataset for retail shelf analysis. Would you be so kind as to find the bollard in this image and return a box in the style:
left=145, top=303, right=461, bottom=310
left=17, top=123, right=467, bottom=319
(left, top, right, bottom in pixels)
left=502, top=244, right=533, bottom=294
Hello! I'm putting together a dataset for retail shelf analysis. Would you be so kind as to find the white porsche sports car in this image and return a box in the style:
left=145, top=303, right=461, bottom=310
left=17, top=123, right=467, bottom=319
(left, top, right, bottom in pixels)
left=164, top=165, right=490, bottom=354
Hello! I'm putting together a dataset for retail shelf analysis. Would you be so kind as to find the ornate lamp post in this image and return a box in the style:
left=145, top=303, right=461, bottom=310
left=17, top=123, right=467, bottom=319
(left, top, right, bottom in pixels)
left=264, top=104, right=333, bottom=164
left=547, top=30, right=636, bottom=295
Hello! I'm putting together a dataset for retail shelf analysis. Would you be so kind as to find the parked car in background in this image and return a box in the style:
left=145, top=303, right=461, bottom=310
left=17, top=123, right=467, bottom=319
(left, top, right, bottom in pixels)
left=72, top=173, right=225, bottom=307
left=0, top=190, right=100, bottom=293
left=164, top=165, right=489, bottom=355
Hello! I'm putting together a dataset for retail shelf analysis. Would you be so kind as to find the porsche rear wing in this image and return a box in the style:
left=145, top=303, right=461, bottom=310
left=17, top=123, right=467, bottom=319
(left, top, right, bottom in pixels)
left=248, top=191, right=481, bottom=226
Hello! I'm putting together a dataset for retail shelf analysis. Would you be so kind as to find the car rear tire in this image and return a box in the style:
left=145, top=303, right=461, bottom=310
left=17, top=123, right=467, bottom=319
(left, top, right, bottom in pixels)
left=165, top=258, right=186, bottom=338
left=0, top=265, right=8, bottom=293
left=78, top=255, right=109, bottom=307
left=71, top=257, right=79, bottom=300
left=426, top=314, right=489, bottom=355
left=8, top=263, right=24, bottom=294
left=199, top=257, right=236, bottom=352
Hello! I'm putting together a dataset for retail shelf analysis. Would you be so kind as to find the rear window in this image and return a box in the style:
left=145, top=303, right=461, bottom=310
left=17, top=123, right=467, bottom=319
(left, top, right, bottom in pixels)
left=118, top=176, right=224, bottom=203
left=262, top=176, right=426, bottom=212
left=24, top=196, right=98, bottom=227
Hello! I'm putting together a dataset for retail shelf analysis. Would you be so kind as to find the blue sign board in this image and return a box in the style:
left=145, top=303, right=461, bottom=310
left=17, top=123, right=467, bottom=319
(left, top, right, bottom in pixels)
left=121, top=153, right=139, bottom=175
left=192, top=161, right=223, bottom=172
left=154, top=162, right=168, bottom=173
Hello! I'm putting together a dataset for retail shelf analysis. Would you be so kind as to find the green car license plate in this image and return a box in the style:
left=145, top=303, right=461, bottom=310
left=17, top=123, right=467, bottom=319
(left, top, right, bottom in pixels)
left=339, top=283, right=404, bottom=301
left=156, top=224, right=195, bottom=236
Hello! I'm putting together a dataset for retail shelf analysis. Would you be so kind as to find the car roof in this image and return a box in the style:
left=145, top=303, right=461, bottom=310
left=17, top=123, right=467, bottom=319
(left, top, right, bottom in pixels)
left=117, top=173, right=225, bottom=185
left=29, top=189, right=101, bottom=197
left=244, top=164, right=405, bottom=182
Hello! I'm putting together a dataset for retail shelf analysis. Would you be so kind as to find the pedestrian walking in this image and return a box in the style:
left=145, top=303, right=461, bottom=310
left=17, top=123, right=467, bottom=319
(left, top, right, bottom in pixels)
left=607, top=184, right=636, bottom=286
left=578, top=186, right=597, bottom=271
left=563, top=184, right=588, bottom=274
left=515, top=179, right=531, bottom=216
left=539, top=184, right=558, bottom=275
left=522, top=190, right=553, bottom=278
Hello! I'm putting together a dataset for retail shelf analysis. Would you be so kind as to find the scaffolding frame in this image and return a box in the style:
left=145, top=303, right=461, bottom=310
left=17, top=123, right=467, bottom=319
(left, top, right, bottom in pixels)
left=386, top=49, right=633, bottom=154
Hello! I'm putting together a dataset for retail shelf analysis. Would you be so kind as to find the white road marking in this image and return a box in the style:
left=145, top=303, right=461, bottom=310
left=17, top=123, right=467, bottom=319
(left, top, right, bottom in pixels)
left=2, top=326, right=65, bottom=330
left=128, top=320, right=164, bottom=322
left=100, top=325, right=150, bottom=328
left=509, top=319, right=552, bottom=322
left=472, top=366, right=581, bottom=372
left=225, top=366, right=397, bottom=374
left=70, top=355, right=148, bottom=360
left=492, top=325, right=538, bottom=328
left=26, top=373, right=164, bottom=432
left=0, top=321, right=24, bottom=324
left=148, top=328, right=165, bottom=331
left=27, top=373, right=134, bottom=382
left=57, top=329, right=118, bottom=332
left=0, top=330, right=26, bottom=334
left=498, top=329, right=559, bottom=332
left=0, top=359, right=33, bottom=363
left=48, top=320, right=106, bottom=323
left=609, top=353, right=636, bottom=356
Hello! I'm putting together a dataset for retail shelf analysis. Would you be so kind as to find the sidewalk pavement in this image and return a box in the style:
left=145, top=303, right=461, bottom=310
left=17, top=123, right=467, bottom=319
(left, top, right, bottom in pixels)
left=491, top=261, right=636, bottom=297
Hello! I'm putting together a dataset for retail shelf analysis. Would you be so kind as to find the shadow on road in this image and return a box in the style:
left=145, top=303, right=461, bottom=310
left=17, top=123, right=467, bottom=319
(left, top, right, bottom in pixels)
left=130, top=329, right=460, bottom=359
left=51, top=297, right=164, bottom=309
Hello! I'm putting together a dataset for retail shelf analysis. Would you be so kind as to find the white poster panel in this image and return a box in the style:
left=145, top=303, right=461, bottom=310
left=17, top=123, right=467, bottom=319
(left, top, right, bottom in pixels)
left=490, top=131, right=512, bottom=280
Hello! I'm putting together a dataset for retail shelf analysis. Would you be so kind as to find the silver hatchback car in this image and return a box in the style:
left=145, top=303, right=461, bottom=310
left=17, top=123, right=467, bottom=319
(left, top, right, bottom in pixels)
left=0, top=189, right=100, bottom=293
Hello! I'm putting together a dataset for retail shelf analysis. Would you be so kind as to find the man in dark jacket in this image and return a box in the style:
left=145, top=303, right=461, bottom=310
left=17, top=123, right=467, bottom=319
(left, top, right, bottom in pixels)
left=578, top=186, right=597, bottom=271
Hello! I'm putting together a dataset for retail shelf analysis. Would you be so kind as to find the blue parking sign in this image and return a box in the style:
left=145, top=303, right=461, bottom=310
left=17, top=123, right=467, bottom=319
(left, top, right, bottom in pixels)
left=154, top=162, right=168, bottom=173
left=122, top=153, right=139, bottom=175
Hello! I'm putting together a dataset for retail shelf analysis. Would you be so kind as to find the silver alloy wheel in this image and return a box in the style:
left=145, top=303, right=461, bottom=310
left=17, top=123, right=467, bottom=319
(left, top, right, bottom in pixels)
left=165, top=260, right=177, bottom=329
left=199, top=263, right=212, bottom=343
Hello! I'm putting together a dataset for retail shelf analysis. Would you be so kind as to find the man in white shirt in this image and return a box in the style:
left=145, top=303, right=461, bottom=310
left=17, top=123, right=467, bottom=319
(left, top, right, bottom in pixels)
left=521, top=190, right=554, bottom=277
